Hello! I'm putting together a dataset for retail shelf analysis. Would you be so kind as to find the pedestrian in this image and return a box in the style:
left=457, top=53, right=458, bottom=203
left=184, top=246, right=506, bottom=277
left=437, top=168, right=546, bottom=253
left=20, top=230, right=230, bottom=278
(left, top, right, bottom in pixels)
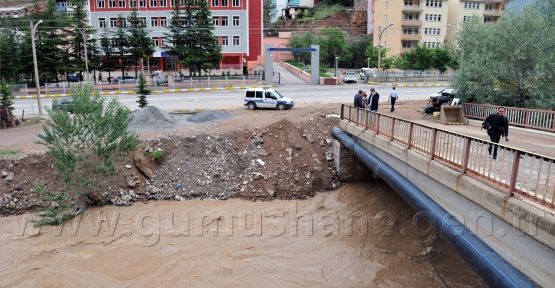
left=482, top=107, right=509, bottom=159
left=354, top=90, right=364, bottom=108
left=361, top=91, right=368, bottom=109
left=388, top=86, right=399, bottom=112
left=367, top=88, right=380, bottom=112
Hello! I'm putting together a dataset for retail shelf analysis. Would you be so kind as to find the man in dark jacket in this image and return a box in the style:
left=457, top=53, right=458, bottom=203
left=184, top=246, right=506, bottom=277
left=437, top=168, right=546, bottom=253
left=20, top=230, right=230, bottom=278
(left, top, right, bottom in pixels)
left=483, top=107, right=509, bottom=159
left=368, top=88, right=380, bottom=112
left=354, top=90, right=364, bottom=108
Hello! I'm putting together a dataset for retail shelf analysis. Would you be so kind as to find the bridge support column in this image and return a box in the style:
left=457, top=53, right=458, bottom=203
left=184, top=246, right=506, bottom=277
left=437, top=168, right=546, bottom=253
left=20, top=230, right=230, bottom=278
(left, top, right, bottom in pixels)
left=333, top=140, right=374, bottom=181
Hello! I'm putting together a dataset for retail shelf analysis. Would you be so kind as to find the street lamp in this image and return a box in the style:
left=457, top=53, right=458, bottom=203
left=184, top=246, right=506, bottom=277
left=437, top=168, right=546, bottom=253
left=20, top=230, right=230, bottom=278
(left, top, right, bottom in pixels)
left=30, top=19, right=43, bottom=115
left=367, top=57, right=370, bottom=68
left=377, top=24, right=393, bottom=83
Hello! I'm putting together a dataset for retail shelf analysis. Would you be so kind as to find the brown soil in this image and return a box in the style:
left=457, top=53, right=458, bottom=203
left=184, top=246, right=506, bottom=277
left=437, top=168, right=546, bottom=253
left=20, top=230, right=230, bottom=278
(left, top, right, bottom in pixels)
left=0, top=105, right=341, bottom=216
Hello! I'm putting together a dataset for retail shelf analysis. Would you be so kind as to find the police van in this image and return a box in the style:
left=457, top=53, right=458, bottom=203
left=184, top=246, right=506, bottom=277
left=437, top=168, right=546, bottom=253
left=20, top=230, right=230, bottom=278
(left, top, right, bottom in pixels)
left=244, top=88, right=294, bottom=110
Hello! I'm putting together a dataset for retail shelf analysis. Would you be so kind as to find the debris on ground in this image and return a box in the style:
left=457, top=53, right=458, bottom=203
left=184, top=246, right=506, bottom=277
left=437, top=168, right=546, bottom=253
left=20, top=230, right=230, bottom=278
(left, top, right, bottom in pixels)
left=129, top=106, right=179, bottom=132
left=186, top=110, right=233, bottom=124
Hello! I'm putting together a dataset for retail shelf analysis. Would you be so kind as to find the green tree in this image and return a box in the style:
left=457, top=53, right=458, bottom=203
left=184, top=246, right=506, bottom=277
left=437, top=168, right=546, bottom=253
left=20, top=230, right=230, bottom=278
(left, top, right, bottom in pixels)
left=0, top=82, right=13, bottom=110
left=99, top=28, right=117, bottom=81
left=68, top=0, right=93, bottom=79
left=128, top=9, right=155, bottom=78
left=136, top=73, right=150, bottom=108
left=319, top=28, right=347, bottom=67
left=290, top=32, right=319, bottom=64
left=113, top=15, right=129, bottom=79
left=364, top=45, right=386, bottom=68
left=38, top=85, right=139, bottom=203
left=165, top=4, right=187, bottom=76
left=192, top=0, right=222, bottom=75
left=454, top=3, right=555, bottom=108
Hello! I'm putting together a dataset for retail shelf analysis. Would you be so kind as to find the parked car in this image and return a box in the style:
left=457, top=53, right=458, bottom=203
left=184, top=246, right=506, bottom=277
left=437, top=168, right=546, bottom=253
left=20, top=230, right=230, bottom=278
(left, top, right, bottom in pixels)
left=67, top=73, right=80, bottom=82
left=114, top=75, right=137, bottom=84
left=429, top=88, right=458, bottom=98
left=425, top=88, right=459, bottom=114
left=52, top=97, right=74, bottom=113
left=244, top=88, right=294, bottom=110
left=343, top=71, right=358, bottom=83
left=360, top=68, right=377, bottom=81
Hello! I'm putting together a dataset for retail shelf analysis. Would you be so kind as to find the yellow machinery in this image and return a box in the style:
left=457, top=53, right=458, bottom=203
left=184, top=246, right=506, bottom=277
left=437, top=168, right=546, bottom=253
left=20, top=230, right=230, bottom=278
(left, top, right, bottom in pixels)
left=440, top=105, right=466, bottom=125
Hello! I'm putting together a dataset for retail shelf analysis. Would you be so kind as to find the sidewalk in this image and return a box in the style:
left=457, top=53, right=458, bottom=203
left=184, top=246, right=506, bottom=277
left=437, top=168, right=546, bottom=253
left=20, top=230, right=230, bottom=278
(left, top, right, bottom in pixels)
left=13, top=84, right=275, bottom=99
left=368, top=81, right=450, bottom=87
left=380, top=100, right=555, bottom=158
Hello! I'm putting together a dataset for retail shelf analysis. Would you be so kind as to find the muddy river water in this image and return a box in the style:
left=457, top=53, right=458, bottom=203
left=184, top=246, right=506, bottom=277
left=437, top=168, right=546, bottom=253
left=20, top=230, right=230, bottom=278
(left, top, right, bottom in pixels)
left=0, top=182, right=485, bottom=287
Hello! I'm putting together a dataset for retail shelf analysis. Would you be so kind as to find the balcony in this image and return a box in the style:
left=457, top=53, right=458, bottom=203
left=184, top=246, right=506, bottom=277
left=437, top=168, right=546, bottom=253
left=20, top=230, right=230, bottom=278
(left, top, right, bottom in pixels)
left=402, top=5, right=422, bottom=12
left=401, top=19, right=422, bottom=26
left=401, top=34, right=421, bottom=41
left=483, top=9, right=504, bottom=17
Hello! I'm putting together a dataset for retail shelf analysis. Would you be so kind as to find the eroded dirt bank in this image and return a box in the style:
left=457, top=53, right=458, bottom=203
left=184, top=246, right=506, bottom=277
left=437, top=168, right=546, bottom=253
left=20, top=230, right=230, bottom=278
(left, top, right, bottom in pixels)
left=0, top=183, right=485, bottom=287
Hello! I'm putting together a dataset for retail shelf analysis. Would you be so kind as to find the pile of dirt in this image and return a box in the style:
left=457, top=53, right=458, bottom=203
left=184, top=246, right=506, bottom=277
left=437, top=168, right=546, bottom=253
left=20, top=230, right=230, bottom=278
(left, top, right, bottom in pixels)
left=0, top=112, right=340, bottom=215
left=186, top=110, right=233, bottom=124
left=129, top=106, right=179, bottom=132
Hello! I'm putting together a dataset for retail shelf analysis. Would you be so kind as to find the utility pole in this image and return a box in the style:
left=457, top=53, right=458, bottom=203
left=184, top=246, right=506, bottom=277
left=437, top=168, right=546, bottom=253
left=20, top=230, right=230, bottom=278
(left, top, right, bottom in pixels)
left=30, top=20, right=43, bottom=114
left=79, top=28, right=90, bottom=82
left=377, top=24, right=393, bottom=83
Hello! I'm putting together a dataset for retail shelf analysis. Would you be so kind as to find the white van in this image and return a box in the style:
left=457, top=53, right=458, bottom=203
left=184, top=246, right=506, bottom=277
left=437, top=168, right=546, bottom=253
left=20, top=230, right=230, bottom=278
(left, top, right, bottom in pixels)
left=360, top=68, right=377, bottom=81
left=244, top=88, right=294, bottom=110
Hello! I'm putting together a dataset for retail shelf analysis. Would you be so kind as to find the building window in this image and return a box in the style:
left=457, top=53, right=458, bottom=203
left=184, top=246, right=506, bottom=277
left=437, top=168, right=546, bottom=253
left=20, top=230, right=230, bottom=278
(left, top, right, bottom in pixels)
left=221, top=36, right=228, bottom=46
left=424, top=28, right=441, bottom=35
left=151, top=17, right=158, bottom=27
left=221, top=0, right=228, bottom=6
left=232, top=0, right=240, bottom=6
left=99, top=17, right=106, bottom=28
left=404, top=0, right=414, bottom=5
left=159, top=17, right=167, bottom=27
left=139, top=17, right=147, bottom=27
left=139, top=0, right=146, bottom=7
left=485, top=4, right=493, bottom=10
left=425, top=0, right=442, bottom=8
left=109, top=0, right=117, bottom=8
left=232, top=16, right=239, bottom=26
left=160, top=0, right=167, bottom=6
left=150, top=0, right=157, bottom=7
left=425, top=14, right=441, bottom=21
left=130, top=0, right=137, bottom=7
left=171, top=0, right=175, bottom=6
left=212, top=0, right=219, bottom=6
left=97, top=0, right=105, bottom=8
left=212, top=16, right=219, bottom=26
left=464, top=2, right=480, bottom=9
left=403, top=28, right=419, bottom=34
left=221, top=16, right=228, bottom=26
left=118, top=0, right=125, bottom=7
left=232, top=35, right=239, bottom=45
left=153, top=37, right=160, bottom=47
left=110, top=18, right=118, bottom=27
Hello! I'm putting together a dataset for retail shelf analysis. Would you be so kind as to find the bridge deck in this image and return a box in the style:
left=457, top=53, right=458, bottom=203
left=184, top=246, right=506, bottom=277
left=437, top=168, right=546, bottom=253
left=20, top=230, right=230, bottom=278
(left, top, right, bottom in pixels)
left=342, top=105, right=555, bottom=209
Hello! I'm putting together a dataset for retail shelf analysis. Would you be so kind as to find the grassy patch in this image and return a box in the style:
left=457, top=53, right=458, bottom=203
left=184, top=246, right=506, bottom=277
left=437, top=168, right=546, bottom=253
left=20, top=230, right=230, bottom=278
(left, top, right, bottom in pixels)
left=298, top=5, right=344, bottom=21
left=0, top=149, right=18, bottom=156
left=32, top=185, right=75, bottom=227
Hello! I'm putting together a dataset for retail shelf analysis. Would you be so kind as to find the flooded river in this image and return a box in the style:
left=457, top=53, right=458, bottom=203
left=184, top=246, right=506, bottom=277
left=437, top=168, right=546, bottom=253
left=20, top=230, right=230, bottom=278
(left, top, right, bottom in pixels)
left=0, top=182, right=485, bottom=287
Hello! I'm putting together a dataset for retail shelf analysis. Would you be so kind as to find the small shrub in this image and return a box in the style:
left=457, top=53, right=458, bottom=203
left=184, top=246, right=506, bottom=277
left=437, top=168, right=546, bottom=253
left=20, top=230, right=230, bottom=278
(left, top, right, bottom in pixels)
left=136, top=73, right=150, bottom=108
left=0, top=149, right=18, bottom=155
left=148, top=149, right=166, bottom=162
left=0, top=82, right=14, bottom=110
left=32, top=185, right=74, bottom=227
left=39, top=85, right=139, bottom=204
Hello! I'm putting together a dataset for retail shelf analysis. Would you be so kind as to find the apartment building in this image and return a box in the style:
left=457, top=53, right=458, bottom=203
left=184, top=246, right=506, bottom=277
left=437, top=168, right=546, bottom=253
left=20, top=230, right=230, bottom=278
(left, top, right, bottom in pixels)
left=370, top=0, right=507, bottom=56
left=88, top=0, right=262, bottom=71
left=446, top=0, right=507, bottom=45
left=56, top=0, right=91, bottom=18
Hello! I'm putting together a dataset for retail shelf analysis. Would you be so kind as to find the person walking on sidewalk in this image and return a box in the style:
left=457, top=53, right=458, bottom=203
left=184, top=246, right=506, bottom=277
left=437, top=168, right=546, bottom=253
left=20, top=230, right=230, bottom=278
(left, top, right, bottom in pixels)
left=354, top=90, right=364, bottom=108
left=482, top=107, right=509, bottom=159
left=388, top=87, right=399, bottom=112
left=367, top=88, right=380, bottom=112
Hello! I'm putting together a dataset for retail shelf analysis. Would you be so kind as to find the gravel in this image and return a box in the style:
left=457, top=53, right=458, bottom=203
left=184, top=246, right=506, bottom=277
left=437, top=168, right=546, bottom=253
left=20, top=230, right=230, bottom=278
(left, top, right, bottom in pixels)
left=186, top=110, right=233, bottom=124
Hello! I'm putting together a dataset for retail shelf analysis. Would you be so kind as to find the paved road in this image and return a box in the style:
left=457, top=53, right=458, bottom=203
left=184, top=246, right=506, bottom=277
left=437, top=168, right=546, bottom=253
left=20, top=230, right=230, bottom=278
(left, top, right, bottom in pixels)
left=12, top=84, right=442, bottom=114
left=273, top=62, right=306, bottom=85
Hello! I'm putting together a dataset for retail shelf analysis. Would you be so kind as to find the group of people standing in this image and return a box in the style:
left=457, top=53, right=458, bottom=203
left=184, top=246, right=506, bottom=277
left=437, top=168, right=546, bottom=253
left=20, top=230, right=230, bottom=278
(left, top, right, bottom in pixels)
left=353, top=87, right=399, bottom=112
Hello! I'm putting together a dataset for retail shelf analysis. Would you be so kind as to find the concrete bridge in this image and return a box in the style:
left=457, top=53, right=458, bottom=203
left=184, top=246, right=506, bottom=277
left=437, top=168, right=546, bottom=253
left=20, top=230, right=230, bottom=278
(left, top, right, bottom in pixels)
left=333, top=105, right=555, bottom=288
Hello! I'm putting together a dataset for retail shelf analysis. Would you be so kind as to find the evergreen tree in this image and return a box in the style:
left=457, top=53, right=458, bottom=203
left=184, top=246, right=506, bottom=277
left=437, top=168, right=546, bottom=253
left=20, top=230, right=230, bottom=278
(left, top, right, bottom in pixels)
left=68, top=0, right=94, bottom=79
left=113, top=15, right=129, bottom=79
left=99, top=28, right=117, bottom=81
left=192, top=0, right=222, bottom=75
left=0, top=82, right=14, bottom=110
left=128, top=9, right=154, bottom=79
left=165, top=4, right=187, bottom=76
left=136, top=73, right=150, bottom=108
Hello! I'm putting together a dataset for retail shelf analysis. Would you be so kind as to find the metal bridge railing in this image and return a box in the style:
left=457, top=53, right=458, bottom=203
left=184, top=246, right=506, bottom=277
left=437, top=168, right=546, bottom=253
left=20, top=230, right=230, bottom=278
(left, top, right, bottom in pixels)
left=463, top=103, right=555, bottom=132
left=341, top=104, right=555, bottom=209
